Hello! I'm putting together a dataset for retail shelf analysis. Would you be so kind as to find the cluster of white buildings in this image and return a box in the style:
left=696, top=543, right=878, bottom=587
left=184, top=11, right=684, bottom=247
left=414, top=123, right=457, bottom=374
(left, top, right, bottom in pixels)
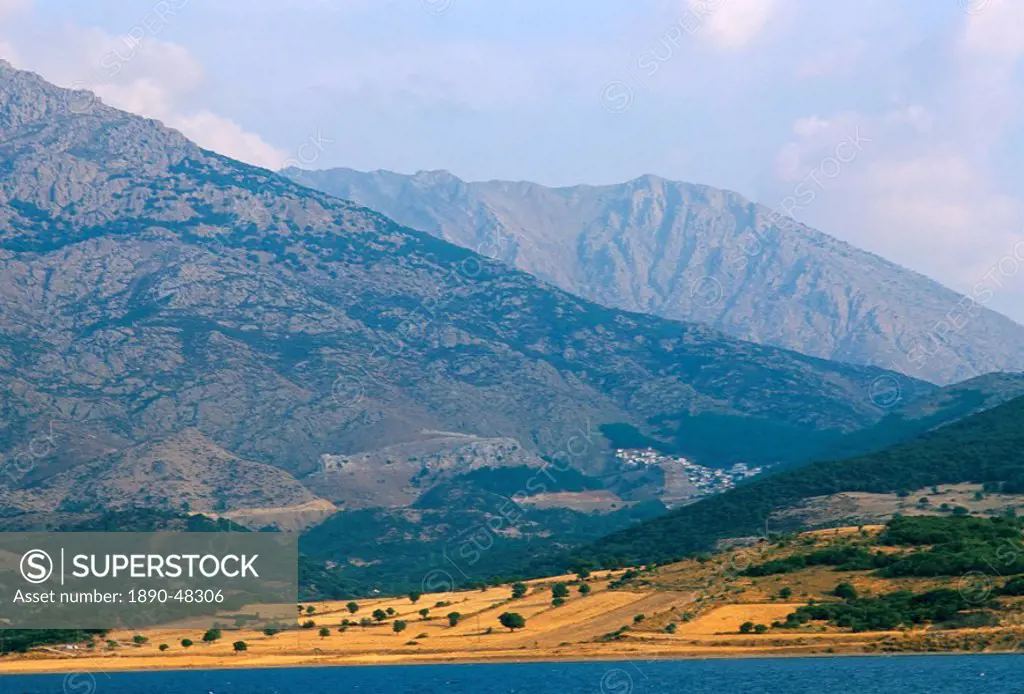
left=614, top=448, right=762, bottom=497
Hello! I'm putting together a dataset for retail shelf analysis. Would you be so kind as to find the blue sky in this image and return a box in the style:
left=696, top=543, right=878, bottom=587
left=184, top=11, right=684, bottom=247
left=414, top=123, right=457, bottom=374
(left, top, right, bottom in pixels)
left=2, top=0, right=1023, bottom=322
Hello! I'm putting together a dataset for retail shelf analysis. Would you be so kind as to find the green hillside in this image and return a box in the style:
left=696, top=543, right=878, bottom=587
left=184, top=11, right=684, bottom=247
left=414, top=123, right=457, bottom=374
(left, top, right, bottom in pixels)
left=564, top=394, right=1024, bottom=569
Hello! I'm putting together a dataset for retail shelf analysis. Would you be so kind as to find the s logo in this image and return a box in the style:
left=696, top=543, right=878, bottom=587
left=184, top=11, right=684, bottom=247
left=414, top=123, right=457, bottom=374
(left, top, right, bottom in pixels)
left=20, top=549, right=53, bottom=584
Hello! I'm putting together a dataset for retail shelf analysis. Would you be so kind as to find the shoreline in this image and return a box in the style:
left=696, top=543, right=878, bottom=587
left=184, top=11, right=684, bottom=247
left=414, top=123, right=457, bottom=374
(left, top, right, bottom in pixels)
left=3, top=642, right=1023, bottom=676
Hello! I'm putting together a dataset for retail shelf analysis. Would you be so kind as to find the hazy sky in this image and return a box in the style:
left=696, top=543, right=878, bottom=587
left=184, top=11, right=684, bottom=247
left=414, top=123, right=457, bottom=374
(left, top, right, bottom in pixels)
left=2, top=0, right=1023, bottom=322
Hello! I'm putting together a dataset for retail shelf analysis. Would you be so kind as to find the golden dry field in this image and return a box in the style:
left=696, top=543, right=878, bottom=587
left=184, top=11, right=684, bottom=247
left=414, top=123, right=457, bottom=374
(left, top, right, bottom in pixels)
left=4, top=527, right=1024, bottom=674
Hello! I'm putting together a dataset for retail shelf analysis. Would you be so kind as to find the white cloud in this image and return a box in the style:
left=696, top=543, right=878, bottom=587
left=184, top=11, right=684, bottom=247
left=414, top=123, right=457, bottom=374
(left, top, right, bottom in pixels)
left=171, top=110, right=287, bottom=169
left=0, top=0, right=29, bottom=21
left=792, top=115, right=831, bottom=137
left=0, top=39, right=18, bottom=63
left=772, top=103, right=1022, bottom=315
left=774, top=111, right=879, bottom=182
left=763, top=1, right=1024, bottom=322
left=855, top=161, right=1023, bottom=325
left=882, top=106, right=932, bottom=131
left=694, top=0, right=778, bottom=50
left=962, top=0, right=1024, bottom=59
left=851, top=154, right=1018, bottom=265
left=1, top=21, right=285, bottom=168
left=955, top=0, right=1024, bottom=146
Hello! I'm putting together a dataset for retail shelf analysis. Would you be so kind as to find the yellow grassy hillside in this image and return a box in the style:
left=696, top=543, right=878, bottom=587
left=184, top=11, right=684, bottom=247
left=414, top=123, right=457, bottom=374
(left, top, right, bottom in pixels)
left=5, top=526, right=1024, bottom=674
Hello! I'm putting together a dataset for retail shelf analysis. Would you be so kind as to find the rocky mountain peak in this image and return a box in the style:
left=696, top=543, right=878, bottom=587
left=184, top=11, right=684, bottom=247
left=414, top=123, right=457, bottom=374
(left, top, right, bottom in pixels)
left=286, top=166, right=1024, bottom=384
left=412, top=169, right=459, bottom=183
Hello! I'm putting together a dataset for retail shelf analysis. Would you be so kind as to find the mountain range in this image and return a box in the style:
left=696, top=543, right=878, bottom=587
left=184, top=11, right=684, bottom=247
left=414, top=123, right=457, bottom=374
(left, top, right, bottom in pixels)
left=3, top=59, right=1024, bottom=583
left=284, top=167, right=1024, bottom=386
left=0, top=58, right=928, bottom=512
left=0, top=61, right=1022, bottom=600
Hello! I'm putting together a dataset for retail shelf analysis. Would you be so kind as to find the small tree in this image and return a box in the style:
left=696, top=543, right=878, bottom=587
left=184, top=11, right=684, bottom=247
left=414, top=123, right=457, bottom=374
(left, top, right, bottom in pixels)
left=233, top=641, right=247, bottom=653
left=578, top=583, right=591, bottom=596
left=633, top=614, right=645, bottom=624
left=263, top=628, right=280, bottom=637
left=511, top=582, right=528, bottom=599
left=159, top=643, right=169, bottom=651
left=551, top=583, right=570, bottom=599
left=301, top=620, right=316, bottom=629
left=346, top=601, right=359, bottom=614
left=739, top=621, right=754, bottom=634
left=373, top=609, right=388, bottom=622
left=576, top=567, right=592, bottom=579
left=132, top=635, right=148, bottom=646
left=408, top=591, right=422, bottom=604
left=552, top=597, right=566, bottom=607
left=386, top=607, right=396, bottom=616
left=499, top=612, right=526, bottom=632
left=319, top=627, right=330, bottom=639
left=419, top=608, right=430, bottom=620
left=447, top=612, right=462, bottom=627
left=664, top=623, right=677, bottom=634
left=754, top=624, right=768, bottom=634
left=181, top=638, right=193, bottom=648
left=360, top=617, right=374, bottom=628
left=305, top=605, right=316, bottom=615
left=393, top=620, right=408, bottom=634
left=202, top=628, right=222, bottom=644
left=778, top=587, right=793, bottom=600
left=834, top=582, right=857, bottom=600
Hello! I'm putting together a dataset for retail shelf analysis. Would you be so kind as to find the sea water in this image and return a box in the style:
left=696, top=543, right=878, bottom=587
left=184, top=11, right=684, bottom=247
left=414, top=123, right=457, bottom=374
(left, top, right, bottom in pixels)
left=1, top=655, right=1020, bottom=693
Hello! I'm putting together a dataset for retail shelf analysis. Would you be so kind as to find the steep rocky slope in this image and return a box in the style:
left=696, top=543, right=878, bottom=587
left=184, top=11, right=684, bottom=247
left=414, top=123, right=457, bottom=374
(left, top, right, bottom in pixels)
left=285, top=167, right=1024, bottom=385
left=0, top=429, right=324, bottom=515
left=307, top=431, right=546, bottom=508
left=0, top=62, right=924, bottom=502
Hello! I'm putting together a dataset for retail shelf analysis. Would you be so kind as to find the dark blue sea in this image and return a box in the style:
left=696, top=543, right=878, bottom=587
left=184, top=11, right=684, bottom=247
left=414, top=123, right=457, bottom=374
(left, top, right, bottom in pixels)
left=2, top=655, right=1022, bottom=693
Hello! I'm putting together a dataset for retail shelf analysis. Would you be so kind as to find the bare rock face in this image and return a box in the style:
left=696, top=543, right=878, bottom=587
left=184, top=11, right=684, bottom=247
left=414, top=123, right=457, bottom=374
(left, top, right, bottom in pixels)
left=307, top=431, right=546, bottom=508
left=0, top=62, right=924, bottom=498
left=286, top=167, right=1024, bottom=386
left=4, top=429, right=323, bottom=515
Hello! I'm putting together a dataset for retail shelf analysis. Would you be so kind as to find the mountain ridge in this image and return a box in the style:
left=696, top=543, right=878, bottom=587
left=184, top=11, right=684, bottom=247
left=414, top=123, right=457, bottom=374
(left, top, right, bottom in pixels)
left=0, top=61, right=923, bottom=500
left=284, top=165, right=1024, bottom=385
